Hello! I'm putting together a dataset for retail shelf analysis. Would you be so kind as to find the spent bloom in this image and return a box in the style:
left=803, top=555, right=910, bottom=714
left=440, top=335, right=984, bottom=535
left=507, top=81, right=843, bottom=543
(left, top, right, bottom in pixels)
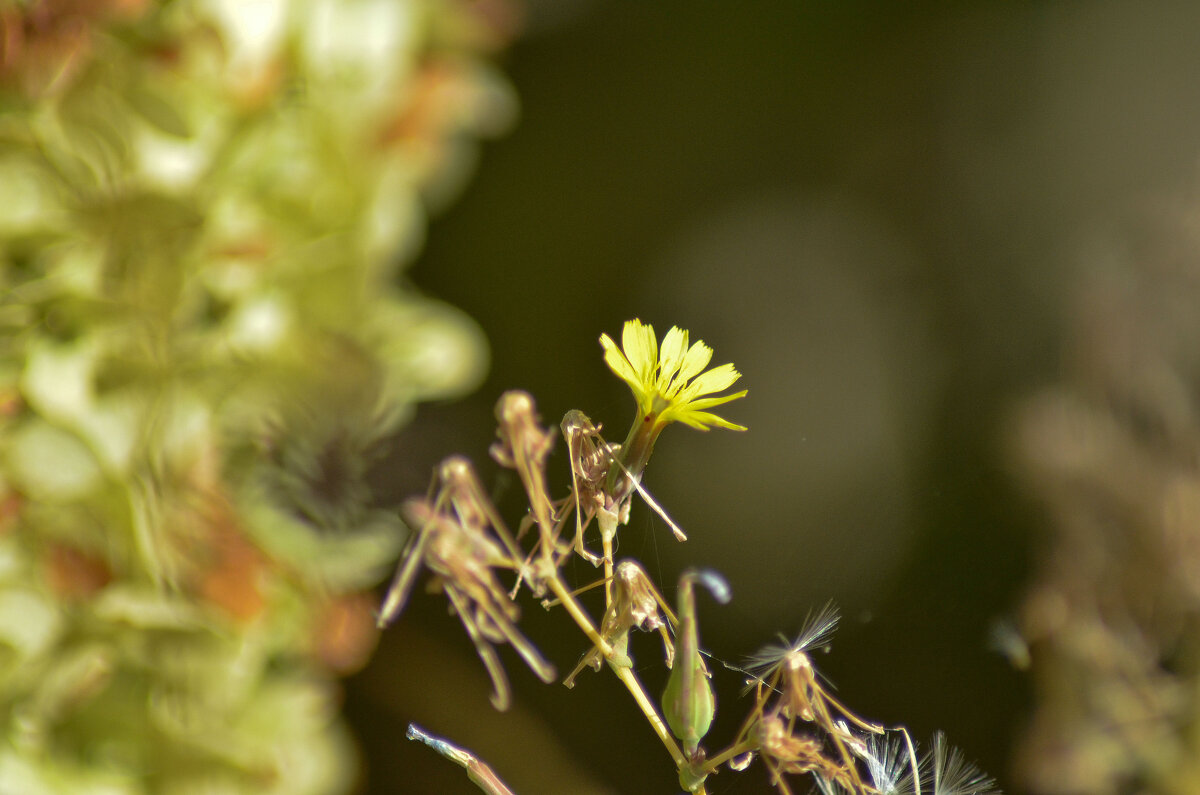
left=744, top=602, right=841, bottom=683
left=927, top=732, right=1000, bottom=795
left=863, top=733, right=920, bottom=795
left=601, top=319, right=747, bottom=433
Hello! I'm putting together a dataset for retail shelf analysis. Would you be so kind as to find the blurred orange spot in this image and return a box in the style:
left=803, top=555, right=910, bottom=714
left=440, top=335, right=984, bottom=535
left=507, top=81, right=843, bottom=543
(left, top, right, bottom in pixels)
left=0, top=492, right=20, bottom=535
left=459, top=0, right=525, bottom=51
left=228, top=57, right=285, bottom=111
left=313, top=592, right=380, bottom=675
left=45, top=542, right=112, bottom=599
left=0, top=0, right=149, bottom=97
left=0, top=388, right=22, bottom=417
left=377, top=60, right=468, bottom=151
left=213, top=236, right=275, bottom=262
left=196, top=500, right=270, bottom=624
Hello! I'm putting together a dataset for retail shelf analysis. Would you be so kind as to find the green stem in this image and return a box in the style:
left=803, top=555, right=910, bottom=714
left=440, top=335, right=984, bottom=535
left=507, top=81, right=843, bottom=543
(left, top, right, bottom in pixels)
left=606, top=412, right=663, bottom=497
left=702, top=738, right=758, bottom=774
left=542, top=569, right=687, bottom=770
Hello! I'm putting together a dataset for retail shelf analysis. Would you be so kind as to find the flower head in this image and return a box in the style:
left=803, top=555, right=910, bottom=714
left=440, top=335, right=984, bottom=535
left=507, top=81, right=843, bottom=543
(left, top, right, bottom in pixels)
left=600, top=319, right=747, bottom=432
left=863, top=732, right=920, bottom=795
left=926, top=732, right=999, bottom=795
left=744, top=602, right=841, bottom=683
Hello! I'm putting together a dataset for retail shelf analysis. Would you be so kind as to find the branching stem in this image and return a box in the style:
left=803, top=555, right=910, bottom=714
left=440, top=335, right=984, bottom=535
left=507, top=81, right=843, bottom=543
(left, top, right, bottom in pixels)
left=542, top=569, right=693, bottom=776
left=703, top=738, right=758, bottom=773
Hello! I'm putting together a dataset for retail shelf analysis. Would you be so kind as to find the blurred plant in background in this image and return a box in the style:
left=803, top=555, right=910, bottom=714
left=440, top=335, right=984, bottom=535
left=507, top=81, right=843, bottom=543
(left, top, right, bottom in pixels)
left=1010, top=201, right=1200, bottom=794
left=0, top=0, right=517, bottom=791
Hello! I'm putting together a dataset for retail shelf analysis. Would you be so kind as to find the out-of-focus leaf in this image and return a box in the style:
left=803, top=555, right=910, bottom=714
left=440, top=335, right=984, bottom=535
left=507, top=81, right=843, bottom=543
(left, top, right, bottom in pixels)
left=91, top=586, right=209, bottom=630
left=20, top=340, right=142, bottom=474
left=21, top=339, right=97, bottom=422
left=24, top=643, right=114, bottom=724
left=126, top=85, right=192, bottom=139
left=309, top=510, right=409, bottom=588
left=229, top=675, right=354, bottom=795
left=244, top=499, right=405, bottom=590
left=0, top=748, right=137, bottom=795
left=0, top=156, right=65, bottom=236
left=376, top=296, right=490, bottom=402
left=0, top=537, right=21, bottom=581
left=5, top=420, right=102, bottom=501
left=80, top=192, right=204, bottom=275
left=0, top=587, right=62, bottom=663
left=76, top=393, right=143, bottom=475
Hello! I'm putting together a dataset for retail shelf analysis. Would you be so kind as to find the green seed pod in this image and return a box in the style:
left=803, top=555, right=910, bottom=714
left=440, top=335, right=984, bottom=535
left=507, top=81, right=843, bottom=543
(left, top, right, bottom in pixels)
left=661, top=569, right=731, bottom=761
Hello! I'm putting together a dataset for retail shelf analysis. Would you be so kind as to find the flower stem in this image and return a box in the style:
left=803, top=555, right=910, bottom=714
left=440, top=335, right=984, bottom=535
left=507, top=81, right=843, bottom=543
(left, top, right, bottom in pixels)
left=542, top=569, right=687, bottom=769
left=608, top=412, right=662, bottom=495
left=702, top=738, right=758, bottom=774
left=599, top=414, right=663, bottom=606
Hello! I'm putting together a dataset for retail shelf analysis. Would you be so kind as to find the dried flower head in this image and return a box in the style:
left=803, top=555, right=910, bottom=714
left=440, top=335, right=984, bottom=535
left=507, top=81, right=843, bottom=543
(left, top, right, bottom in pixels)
left=755, top=713, right=850, bottom=794
left=583, top=560, right=668, bottom=638
left=927, top=731, right=1000, bottom=795
left=745, top=602, right=841, bottom=683
left=491, top=391, right=557, bottom=543
left=378, top=471, right=556, bottom=711
left=563, top=559, right=675, bottom=687
left=736, top=603, right=884, bottom=793
left=863, top=732, right=920, bottom=795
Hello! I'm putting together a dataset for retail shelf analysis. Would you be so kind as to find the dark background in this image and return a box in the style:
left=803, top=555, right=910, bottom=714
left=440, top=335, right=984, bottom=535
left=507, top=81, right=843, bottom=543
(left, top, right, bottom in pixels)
left=346, top=1, right=1200, bottom=792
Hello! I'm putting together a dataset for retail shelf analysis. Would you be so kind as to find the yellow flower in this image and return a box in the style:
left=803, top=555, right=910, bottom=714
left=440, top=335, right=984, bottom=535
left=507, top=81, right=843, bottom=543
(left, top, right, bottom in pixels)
left=600, top=319, right=747, bottom=432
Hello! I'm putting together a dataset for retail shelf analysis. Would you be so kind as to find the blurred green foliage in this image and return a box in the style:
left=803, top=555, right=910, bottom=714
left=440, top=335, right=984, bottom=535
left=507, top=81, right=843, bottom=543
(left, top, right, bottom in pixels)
left=0, top=0, right=516, bottom=792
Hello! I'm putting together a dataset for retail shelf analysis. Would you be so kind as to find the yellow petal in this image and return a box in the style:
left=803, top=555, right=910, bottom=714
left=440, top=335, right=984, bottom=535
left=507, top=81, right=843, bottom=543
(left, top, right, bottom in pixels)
left=603, top=320, right=747, bottom=435
left=678, top=410, right=747, bottom=432
left=601, top=333, right=642, bottom=394
left=675, top=339, right=714, bottom=385
left=657, top=326, right=689, bottom=391
left=684, top=390, right=748, bottom=411
left=680, top=363, right=740, bottom=399
left=660, top=389, right=747, bottom=429
left=622, top=319, right=657, bottom=387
